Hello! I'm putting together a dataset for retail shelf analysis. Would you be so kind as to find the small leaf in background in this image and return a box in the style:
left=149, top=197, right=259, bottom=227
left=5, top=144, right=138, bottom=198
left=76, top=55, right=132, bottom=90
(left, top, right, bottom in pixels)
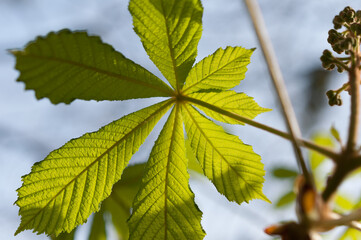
left=186, top=138, right=204, bottom=175
left=309, top=133, right=335, bottom=170
left=330, top=125, right=342, bottom=144
left=334, top=194, right=354, bottom=212
left=275, top=191, right=296, bottom=208
left=272, top=167, right=298, bottom=179
left=51, top=229, right=75, bottom=240
left=339, top=228, right=361, bottom=240
left=88, top=210, right=106, bottom=240
left=102, top=163, right=145, bottom=239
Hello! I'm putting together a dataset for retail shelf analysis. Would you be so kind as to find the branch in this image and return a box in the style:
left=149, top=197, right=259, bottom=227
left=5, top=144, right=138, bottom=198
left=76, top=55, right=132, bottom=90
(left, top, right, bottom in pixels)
left=346, top=44, right=361, bottom=153
left=314, top=208, right=361, bottom=231
left=182, top=95, right=338, bottom=160
left=243, top=0, right=312, bottom=184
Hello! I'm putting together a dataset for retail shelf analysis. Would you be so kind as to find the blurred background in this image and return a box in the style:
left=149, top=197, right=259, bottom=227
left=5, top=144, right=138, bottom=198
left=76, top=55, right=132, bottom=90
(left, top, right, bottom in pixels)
left=1, top=0, right=361, bottom=239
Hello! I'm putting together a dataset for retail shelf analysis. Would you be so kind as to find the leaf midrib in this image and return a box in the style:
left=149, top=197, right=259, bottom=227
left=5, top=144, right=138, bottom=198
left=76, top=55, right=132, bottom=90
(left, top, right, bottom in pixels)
left=160, top=0, right=180, bottom=91
left=16, top=99, right=174, bottom=235
left=163, top=104, right=180, bottom=240
left=15, top=52, right=174, bottom=96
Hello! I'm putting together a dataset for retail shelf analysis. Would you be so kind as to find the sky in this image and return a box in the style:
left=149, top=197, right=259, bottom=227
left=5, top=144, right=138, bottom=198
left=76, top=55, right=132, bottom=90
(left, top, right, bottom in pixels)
left=1, top=0, right=361, bottom=239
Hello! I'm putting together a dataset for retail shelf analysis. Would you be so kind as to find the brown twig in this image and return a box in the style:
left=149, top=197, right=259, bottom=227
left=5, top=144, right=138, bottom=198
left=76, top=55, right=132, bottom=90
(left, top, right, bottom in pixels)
left=243, top=0, right=313, bottom=185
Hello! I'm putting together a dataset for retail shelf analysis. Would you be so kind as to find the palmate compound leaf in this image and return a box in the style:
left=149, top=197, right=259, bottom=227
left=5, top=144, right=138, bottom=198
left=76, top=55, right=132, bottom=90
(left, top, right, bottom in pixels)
left=129, top=104, right=205, bottom=240
left=15, top=100, right=173, bottom=236
left=129, top=0, right=203, bottom=89
left=182, top=103, right=269, bottom=204
left=188, top=90, right=270, bottom=124
left=182, top=46, right=254, bottom=93
left=11, top=29, right=173, bottom=104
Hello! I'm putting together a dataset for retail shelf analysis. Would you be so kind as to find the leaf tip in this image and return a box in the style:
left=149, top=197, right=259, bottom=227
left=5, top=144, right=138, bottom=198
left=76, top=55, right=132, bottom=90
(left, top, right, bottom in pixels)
left=7, top=48, right=21, bottom=56
left=14, top=225, right=24, bottom=236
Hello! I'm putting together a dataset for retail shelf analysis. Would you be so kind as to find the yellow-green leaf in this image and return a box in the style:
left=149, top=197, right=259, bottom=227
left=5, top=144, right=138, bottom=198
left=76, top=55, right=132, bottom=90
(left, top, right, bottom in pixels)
left=309, top=133, right=335, bottom=170
left=182, top=103, right=269, bottom=204
left=15, top=100, right=173, bottom=236
left=129, top=0, right=203, bottom=89
left=186, top=138, right=204, bottom=175
left=340, top=228, right=361, bottom=240
left=11, top=29, right=173, bottom=104
left=272, top=167, right=298, bottom=179
left=129, top=105, right=205, bottom=240
left=183, top=47, right=254, bottom=93
left=102, top=163, right=145, bottom=239
left=88, top=210, right=106, bottom=240
left=51, top=229, right=75, bottom=240
left=188, top=91, right=270, bottom=124
left=275, top=191, right=296, bottom=208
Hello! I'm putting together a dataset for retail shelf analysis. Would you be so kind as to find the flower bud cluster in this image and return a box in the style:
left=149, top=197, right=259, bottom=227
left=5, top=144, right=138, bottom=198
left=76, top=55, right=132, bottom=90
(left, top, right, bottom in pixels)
left=320, top=6, right=361, bottom=107
left=320, top=50, right=345, bottom=72
left=327, top=7, right=361, bottom=55
left=326, top=90, right=342, bottom=106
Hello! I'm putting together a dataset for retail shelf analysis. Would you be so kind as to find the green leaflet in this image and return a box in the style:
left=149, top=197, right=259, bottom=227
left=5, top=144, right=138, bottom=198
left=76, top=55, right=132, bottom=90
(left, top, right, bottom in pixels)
left=129, top=105, right=205, bottom=240
left=51, top=229, right=75, bottom=240
left=188, top=91, right=270, bottom=124
left=340, top=228, right=361, bottom=240
left=309, top=133, right=335, bottom=170
left=275, top=191, right=296, bottom=208
left=102, top=163, right=145, bottom=239
left=15, top=100, right=173, bottom=236
left=88, top=210, right=106, bottom=240
left=186, top=138, right=204, bottom=175
left=11, top=29, right=173, bottom=104
left=183, top=47, right=254, bottom=93
left=182, top=104, right=269, bottom=204
left=272, top=167, right=298, bottom=179
left=129, top=0, right=203, bottom=89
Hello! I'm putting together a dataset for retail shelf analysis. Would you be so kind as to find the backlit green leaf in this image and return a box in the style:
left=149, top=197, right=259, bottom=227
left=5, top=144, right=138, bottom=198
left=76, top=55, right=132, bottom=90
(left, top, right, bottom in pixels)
left=186, top=138, right=204, bottom=175
left=339, top=228, right=361, bottom=240
left=15, top=100, right=173, bottom=236
left=275, top=191, right=296, bottom=208
left=330, top=125, right=341, bottom=143
left=309, top=133, right=335, bottom=170
left=334, top=194, right=354, bottom=212
left=182, top=104, right=269, bottom=204
left=51, top=229, right=75, bottom=240
left=89, top=210, right=106, bottom=240
left=11, top=29, right=173, bottom=104
left=129, top=0, right=203, bottom=89
left=129, top=105, right=205, bottom=240
left=272, top=167, right=298, bottom=179
left=102, top=163, right=145, bottom=239
left=183, top=47, right=254, bottom=93
left=188, top=91, right=270, bottom=124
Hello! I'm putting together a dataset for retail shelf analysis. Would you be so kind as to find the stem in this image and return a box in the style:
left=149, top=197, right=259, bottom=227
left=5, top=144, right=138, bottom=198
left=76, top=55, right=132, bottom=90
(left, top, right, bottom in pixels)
left=335, top=82, right=350, bottom=94
left=346, top=44, right=361, bottom=153
left=322, top=42, right=361, bottom=201
left=182, top=95, right=338, bottom=160
left=243, top=0, right=312, bottom=183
